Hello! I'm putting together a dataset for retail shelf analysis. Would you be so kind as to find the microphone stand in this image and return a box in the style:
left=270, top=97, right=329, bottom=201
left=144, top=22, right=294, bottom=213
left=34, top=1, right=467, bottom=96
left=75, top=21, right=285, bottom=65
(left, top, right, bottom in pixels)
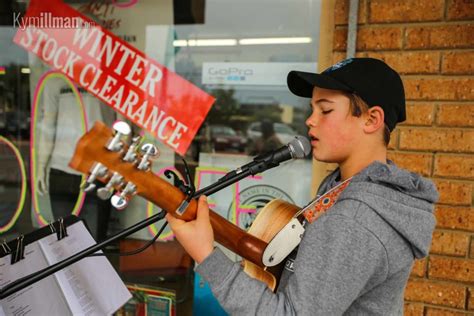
left=0, top=156, right=279, bottom=299
left=194, top=154, right=281, bottom=198
left=194, top=167, right=252, bottom=197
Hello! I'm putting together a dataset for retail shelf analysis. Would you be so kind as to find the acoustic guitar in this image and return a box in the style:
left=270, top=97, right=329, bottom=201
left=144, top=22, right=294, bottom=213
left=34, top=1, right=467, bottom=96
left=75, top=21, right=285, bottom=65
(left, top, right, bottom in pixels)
left=69, top=121, right=302, bottom=291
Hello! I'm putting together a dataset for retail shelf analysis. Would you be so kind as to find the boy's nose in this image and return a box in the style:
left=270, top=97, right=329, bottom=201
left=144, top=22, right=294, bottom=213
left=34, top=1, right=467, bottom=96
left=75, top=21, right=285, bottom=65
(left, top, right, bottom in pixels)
left=306, top=115, right=317, bottom=128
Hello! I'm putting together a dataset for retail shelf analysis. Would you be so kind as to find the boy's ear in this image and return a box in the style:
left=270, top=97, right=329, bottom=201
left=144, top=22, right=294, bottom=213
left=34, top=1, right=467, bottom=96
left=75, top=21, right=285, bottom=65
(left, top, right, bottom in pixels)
left=363, top=106, right=385, bottom=134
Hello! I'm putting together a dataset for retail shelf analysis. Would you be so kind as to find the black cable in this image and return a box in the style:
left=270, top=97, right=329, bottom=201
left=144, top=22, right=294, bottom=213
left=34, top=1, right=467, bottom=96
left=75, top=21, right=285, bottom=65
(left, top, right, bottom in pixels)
left=89, top=212, right=168, bottom=257
left=90, top=156, right=193, bottom=259
left=88, top=214, right=192, bottom=304
left=181, top=156, right=193, bottom=188
left=91, top=156, right=191, bottom=258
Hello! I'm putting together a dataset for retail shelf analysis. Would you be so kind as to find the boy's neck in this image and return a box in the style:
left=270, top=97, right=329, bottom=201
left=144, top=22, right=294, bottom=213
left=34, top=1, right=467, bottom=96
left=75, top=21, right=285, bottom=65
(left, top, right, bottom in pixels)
left=338, top=148, right=388, bottom=181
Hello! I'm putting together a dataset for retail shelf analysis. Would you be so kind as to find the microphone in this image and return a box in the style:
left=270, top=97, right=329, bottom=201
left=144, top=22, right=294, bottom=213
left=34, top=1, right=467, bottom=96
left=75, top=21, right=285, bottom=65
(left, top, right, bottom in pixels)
left=193, top=136, right=311, bottom=197
left=257, top=135, right=311, bottom=161
left=244, top=135, right=311, bottom=175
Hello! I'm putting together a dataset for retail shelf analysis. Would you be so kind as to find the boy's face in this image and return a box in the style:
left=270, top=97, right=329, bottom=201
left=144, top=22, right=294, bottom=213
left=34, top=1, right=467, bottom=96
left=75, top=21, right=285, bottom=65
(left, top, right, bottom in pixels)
left=306, top=87, right=365, bottom=163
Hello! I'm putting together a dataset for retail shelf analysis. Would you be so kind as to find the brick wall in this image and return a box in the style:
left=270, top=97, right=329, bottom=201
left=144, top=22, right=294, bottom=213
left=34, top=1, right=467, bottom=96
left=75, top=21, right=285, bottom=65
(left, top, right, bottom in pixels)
left=333, top=0, right=474, bottom=314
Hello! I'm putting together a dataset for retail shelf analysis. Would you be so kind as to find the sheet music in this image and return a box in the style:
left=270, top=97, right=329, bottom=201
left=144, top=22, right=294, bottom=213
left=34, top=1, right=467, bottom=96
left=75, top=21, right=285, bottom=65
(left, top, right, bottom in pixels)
left=38, top=221, right=131, bottom=315
left=0, top=221, right=131, bottom=316
left=0, top=242, right=71, bottom=315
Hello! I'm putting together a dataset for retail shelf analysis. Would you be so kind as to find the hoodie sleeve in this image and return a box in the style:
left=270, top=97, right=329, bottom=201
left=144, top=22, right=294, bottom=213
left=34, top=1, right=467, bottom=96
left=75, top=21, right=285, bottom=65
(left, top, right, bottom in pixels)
left=195, top=200, right=389, bottom=315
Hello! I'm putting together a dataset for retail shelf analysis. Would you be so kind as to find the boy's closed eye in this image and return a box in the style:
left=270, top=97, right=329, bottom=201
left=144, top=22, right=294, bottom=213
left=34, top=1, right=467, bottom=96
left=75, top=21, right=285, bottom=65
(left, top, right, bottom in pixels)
left=308, top=102, right=334, bottom=114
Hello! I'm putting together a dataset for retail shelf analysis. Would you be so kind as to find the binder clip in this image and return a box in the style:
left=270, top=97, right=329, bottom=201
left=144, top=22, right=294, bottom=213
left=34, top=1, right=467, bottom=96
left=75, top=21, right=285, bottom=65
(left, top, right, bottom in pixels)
left=10, top=235, right=25, bottom=265
left=49, top=221, right=56, bottom=234
left=1, top=239, right=11, bottom=256
left=56, top=217, right=68, bottom=241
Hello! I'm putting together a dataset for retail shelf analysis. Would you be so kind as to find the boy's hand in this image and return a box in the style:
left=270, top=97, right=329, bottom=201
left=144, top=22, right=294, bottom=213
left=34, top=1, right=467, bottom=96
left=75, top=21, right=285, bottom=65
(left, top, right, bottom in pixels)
left=166, top=195, right=214, bottom=264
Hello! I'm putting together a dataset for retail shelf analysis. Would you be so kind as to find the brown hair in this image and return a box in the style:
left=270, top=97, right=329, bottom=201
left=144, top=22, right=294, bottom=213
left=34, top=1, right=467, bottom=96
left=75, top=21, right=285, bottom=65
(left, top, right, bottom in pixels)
left=346, top=93, right=391, bottom=146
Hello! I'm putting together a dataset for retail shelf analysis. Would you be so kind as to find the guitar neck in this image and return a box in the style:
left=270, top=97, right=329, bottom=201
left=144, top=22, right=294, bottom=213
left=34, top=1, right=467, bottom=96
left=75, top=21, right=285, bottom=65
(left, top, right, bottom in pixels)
left=140, top=174, right=268, bottom=267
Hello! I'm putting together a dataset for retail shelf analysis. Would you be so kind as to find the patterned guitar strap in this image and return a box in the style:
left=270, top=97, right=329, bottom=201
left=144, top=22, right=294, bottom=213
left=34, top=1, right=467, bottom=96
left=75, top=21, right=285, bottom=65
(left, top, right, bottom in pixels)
left=300, top=176, right=353, bottom=225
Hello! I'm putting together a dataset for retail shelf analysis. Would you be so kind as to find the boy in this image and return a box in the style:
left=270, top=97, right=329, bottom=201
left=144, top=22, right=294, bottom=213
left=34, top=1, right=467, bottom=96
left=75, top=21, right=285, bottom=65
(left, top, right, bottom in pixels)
left=166, top=58, right=439, bottom=315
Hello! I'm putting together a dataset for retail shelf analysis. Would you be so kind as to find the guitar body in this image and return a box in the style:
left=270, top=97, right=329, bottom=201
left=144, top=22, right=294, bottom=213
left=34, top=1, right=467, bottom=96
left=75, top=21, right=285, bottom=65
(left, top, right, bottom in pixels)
left=243, top=199, right=301, bottom=291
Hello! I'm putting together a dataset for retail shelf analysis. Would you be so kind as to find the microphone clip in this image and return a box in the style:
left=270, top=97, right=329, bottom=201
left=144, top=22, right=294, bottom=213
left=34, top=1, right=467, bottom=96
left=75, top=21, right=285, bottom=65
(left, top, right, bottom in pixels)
left=165, top=157, right=195, bottom=216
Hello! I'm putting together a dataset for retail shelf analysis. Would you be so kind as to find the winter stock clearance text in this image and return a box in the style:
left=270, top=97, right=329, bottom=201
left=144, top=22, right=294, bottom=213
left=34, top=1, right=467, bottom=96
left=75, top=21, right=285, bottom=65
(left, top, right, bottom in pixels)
left=16, top=26, right=189, bottom=151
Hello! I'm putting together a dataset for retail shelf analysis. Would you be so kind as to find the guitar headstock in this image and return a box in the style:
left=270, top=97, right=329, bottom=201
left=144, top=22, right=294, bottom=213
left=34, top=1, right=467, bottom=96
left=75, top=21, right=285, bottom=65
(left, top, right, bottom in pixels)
left=69, top=121, right=192, bottom=217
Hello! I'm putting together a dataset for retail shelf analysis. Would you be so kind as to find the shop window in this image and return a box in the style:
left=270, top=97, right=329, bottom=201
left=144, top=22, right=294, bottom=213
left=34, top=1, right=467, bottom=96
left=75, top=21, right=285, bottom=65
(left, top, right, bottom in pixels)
left=0, top=0, right=321, bottom=314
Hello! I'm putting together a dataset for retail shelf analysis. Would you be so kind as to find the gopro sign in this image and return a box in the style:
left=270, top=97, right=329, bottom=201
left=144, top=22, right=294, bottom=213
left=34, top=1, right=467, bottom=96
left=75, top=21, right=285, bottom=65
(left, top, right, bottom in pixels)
left=202, top=62, right=316, bottom=86
left=208, top=67, right=254, bottom=77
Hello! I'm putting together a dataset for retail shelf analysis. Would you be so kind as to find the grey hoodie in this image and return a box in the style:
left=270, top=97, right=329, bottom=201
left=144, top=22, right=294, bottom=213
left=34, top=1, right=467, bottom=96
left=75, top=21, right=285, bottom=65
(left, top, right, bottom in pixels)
left=196, top=161, right=439, bottom=315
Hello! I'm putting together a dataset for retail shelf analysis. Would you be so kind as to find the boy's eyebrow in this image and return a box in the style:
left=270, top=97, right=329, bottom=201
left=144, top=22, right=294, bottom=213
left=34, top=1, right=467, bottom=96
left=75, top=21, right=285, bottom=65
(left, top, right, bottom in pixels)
left=314, top=98, right=335, bottom=104
left=309, top=98, right=335, bottom=108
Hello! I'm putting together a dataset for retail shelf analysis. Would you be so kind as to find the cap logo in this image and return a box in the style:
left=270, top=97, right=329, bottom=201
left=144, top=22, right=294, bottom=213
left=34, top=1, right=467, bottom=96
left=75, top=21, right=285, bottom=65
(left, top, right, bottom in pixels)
left=323, top=58, right=354, bottom=74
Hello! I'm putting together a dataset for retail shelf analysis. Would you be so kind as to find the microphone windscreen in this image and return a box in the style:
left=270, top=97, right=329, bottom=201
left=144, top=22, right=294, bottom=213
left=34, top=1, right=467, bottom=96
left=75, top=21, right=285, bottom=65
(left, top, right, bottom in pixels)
left=289, top=136, right=311, bottom=159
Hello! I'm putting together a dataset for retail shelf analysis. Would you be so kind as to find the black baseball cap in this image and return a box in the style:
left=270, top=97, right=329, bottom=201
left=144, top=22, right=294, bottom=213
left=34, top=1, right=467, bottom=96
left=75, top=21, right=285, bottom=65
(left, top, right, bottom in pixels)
left=287, top=58, right=406, bottom=131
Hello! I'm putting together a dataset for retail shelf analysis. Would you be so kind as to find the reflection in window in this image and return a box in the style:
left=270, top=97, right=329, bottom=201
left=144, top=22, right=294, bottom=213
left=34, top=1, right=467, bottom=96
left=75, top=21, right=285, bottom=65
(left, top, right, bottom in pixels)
left=173, top=0, right=321, bottom=161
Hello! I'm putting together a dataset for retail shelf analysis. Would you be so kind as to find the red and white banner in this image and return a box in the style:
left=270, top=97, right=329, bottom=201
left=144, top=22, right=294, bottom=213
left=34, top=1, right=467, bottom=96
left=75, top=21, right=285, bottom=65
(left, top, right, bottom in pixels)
left=14, top=0, right=215, bottom=155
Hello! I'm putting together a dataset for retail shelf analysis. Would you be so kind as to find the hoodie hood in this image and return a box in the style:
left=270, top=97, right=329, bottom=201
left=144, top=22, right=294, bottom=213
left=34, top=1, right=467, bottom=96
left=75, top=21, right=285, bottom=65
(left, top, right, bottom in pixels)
left=318, top=161, right=439, bottom=259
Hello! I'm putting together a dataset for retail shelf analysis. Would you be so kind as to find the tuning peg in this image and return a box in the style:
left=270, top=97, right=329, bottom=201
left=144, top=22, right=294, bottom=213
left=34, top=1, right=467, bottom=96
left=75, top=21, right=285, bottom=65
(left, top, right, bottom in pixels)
left=111, top=194, right=128, bottom=210
left=122, top=136, right=141, bottom=163
left=136, top=143, right=159, bottom=171
left=122, top=181, right=137, bottom=195
left=106, top=121, right=131, bottom=152
left=96, top=172, right=124, bottom=200
left=110, top=181, right=137, bottom=210
left=81, top=163, right=108, bottom=192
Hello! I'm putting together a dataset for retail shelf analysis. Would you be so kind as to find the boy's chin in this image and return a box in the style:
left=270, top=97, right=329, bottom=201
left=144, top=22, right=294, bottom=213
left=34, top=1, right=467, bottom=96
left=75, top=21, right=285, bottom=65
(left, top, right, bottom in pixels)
left=312, top=151, right=326, bottom=161
left=313, top=152, right=339, bottom=164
